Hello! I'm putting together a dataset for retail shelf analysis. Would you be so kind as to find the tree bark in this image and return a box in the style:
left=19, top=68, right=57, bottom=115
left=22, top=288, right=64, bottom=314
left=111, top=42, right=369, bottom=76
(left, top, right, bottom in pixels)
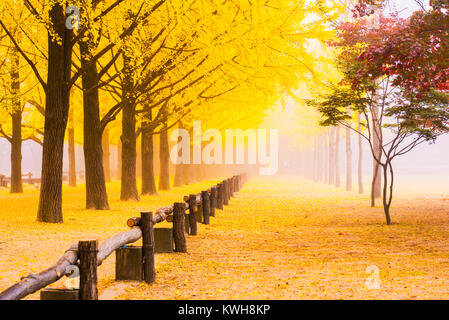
left=357, top=113, right=364, bottom=194
left=120, top=53, right=140, bottom=201
left=313, top=136, right=319, bottom=182
left=37, top=4, right=73, bottom=223
left=10, top=48, right=22, bottom=193
left=345, top=116, right=352, bottom=191
left=141, top=108, right=157, bottom=195
left=102, top=128, right=111, bottom=183
left=68, top=109, right=76, bottom=187
left=174, top=163, right=183, bottom=187
left=173, top=123, right=184, bottom=187
left=117, top=141, right=122, bottom=180
left=328, top=128, right=335, bottom=185
left=372, top=103, right=382, bottom=200
left=137, top=140, right=142, bottom=183
left=159, top=124, right=170, bottom=190
left=382, top=163, right=392, bottom=225
left=182, top=152, right=192, bottom=185
left=183, top=130, right=196, bottom=185
left=80, top=41, right=109, bottom=210
left=324, top=133, right=329, bottom=183
left=317, top=135, right=323, bottom=182
left=335, top=126, right=341, bottom=187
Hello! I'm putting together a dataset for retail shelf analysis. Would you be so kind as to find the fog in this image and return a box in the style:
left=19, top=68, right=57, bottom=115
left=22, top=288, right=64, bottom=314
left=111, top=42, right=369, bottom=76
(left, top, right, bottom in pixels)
left=2, top=125, right=449, bottom=193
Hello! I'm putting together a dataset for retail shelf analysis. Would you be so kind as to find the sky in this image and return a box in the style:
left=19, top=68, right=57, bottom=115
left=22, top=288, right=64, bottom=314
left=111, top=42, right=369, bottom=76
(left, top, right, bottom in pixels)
left=384, top=0, right=425, bottom=17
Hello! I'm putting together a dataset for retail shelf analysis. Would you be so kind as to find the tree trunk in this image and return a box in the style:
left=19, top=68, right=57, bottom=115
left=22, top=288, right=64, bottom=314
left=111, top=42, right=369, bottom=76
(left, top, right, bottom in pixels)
left=80, top=41, right=109, bottom=210
left=324, top=133, right=329, bottom=183
left=173, top=123, right=184, bottom=187
left=158, top=125, right=170, bottom=190
left=182, top=146, right=193, bottom=185
left=328, top=128, right=335, bottom=185
left=68, top=109, right=76, bottom=187
left=10, top=111, right=22, bottom=193
left=102, top=128, right=111, bottom=183
left=195, top=164, right=203, bottom=182
left=335, top=126, right=340, bottom=187
left=174, top=163, right=183, bottom=187
left=345, top=119, right=352, bottom=191
left=188, top=141, right=197, bottom=184
left=317, top=135, right=323, bottom=181
left=136, top=140, right=142, bottom=182
left=357, top=113, right=364, bottom=194
left=117, top=141, right=122, bottom=180
left=120, top=54, right=140, bottom=201
left=10, top=48, right=22, bottom=193
left=382, top=163, right=392, bottom=225
left=37, top=4, right=73, bottom=223
left=141, top=107, right=157, bottom=195
left=372, top=103, right=382, bottom=200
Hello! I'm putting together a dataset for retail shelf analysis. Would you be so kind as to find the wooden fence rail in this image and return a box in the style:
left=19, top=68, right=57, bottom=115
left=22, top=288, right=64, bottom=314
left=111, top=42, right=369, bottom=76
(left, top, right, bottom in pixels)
left=0, top=173, right=42, bottom=187
left=0, top=173, right=247, bottom=300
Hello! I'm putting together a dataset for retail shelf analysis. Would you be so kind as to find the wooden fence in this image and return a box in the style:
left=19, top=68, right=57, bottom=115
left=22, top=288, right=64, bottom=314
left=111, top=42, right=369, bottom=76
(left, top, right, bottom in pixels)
left=0, top=173, right=41, bottom=187
left=0, top=173, right=248, bottom=300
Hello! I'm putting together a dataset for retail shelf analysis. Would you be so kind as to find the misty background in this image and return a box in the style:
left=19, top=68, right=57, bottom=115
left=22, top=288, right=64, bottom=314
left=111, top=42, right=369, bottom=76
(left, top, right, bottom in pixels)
left=1, top=0, right=447, bottom=196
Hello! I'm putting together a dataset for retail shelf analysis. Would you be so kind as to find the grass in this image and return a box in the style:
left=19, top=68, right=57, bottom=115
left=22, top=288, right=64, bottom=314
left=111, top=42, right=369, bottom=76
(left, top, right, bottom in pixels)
left=1, top=176, right=449, bottom=299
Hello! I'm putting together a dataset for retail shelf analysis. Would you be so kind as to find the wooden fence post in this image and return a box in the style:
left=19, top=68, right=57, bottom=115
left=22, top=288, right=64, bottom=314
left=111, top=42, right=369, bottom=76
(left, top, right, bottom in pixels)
left=217, top=183, right=224, bottom=210
left=223, top=180, right=229, bottom=205
left=78, top=240, right=98, bottom=300
left=188, top=194, right=198, bottom=235
left=173, top=203, right=187, bottom=252
left=197, top=202, right=204, bottom=224
left=185, top=213, right=190, bottom=233
left=140, top=212, right=156, bottom=284
left=210, top=186, right=216, bottom=217
left=230, top=177, right=235, bottom=197
left=201, top=190, right=210, bottom=225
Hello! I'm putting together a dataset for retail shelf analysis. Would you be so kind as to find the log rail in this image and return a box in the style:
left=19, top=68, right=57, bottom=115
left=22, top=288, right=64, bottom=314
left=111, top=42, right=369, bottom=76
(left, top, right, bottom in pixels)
left=0, top=173, right=248, bottom=300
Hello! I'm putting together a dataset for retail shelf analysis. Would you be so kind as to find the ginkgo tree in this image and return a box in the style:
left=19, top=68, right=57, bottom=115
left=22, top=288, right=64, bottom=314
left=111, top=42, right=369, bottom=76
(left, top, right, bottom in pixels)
left=0, top=6, right=44, bottom=193
left=0, top=0, right=345, bottom=223
left=0, top=0, right=157, bottom=221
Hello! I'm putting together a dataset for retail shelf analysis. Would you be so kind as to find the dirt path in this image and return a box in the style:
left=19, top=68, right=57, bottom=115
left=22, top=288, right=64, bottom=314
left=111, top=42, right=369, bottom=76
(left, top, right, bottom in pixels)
left=114, top=177, right=449, bottom=300
left=1, top=177, right=449, bottom=299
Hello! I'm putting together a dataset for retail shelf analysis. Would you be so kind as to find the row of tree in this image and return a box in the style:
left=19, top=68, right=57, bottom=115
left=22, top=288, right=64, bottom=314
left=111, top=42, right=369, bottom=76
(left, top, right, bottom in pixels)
left=0, top=0, right=344, bottom=223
